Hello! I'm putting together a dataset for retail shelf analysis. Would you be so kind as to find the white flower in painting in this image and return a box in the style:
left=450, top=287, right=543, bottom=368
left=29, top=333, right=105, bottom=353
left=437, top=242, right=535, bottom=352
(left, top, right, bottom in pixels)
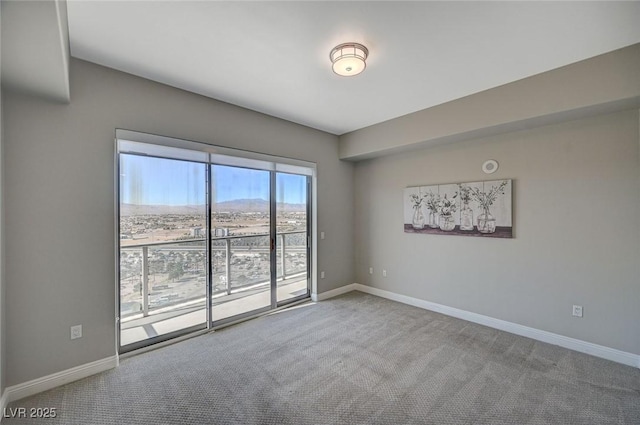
left=425, top=192, right=440, bottom=213
left=470, top=181, right=508, bottom=211
left=409, top=193, right=426, bottom=208
left=436, top=193, right=458, bottom=217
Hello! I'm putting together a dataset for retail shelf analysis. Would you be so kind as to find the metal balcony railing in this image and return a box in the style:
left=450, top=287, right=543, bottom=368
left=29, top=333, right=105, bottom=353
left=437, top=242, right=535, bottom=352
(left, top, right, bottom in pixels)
left=119, top=231, right=307, bottom=319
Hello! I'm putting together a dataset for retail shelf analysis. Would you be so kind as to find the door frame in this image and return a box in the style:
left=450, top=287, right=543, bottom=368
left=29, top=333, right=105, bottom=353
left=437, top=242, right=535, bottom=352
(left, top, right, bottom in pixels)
left=115, top=129, right=316, bottom=354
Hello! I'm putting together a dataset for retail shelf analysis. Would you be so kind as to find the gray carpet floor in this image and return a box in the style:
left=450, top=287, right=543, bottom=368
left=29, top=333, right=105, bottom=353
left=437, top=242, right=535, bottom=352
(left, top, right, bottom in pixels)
left=5, top=292, right=640, bottom=424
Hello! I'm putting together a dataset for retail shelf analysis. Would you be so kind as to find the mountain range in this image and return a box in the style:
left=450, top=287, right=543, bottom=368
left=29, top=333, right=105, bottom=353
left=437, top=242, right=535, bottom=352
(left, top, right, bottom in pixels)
left=121, top=199, right=306, bottom=215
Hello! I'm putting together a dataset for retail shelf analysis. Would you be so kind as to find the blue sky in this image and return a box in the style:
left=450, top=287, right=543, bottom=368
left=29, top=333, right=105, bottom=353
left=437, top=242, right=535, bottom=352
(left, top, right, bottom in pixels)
left=120, top=155, right=306, bottom=205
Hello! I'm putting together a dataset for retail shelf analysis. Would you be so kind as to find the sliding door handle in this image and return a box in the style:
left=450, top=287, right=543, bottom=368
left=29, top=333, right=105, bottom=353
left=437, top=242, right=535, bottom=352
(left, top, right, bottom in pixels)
left=271, top=238, right=275, bottom=251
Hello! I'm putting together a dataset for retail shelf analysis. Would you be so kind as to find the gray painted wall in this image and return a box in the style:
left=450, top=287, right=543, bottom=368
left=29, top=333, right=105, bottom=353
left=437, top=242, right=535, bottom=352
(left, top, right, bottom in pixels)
left=0, top=0, right=71, bottom=102
left=340, top=43, right=640, bottom=161
left=354, top=109, right=640, bottom=355
left=3, top=59, right=354, bottom=386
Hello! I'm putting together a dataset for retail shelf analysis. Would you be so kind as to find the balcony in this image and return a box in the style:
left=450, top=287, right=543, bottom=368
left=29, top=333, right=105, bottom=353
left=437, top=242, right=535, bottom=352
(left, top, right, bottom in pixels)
left=119, top=231, right=309, bottom=346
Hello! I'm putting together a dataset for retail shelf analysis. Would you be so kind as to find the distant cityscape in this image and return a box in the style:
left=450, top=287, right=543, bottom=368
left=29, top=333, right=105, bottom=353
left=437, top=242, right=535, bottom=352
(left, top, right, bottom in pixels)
left=120, top=200, right=306, bottom=245
left=119, top=200, right=308, bottom=317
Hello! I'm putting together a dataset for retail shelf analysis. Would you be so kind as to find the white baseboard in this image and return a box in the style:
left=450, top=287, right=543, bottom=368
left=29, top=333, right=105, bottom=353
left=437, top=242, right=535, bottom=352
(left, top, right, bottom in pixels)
left=311, top=283, right=357, bottom=302
left=351, top=284, right=640, bottom=369
left=3, top=355, right=119, bottom=406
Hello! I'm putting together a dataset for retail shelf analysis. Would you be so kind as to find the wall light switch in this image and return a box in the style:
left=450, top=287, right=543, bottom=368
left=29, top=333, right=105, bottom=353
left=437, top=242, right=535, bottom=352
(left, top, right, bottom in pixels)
left=572, top=305, right=583, bottom=318
left=320, top=232, right=325, bottom=240
left=70, top=325, right=82, bottom=340
left=369, top=267, right=373, bottom=275
left=382, top=269, right=387, bottom=277
left=320, top=271, right=325, bottom=279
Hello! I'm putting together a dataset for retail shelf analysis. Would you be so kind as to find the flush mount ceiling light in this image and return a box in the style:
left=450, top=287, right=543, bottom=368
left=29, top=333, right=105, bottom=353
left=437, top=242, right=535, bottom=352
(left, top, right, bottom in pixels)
left=330, top=42, right=369, bottom=77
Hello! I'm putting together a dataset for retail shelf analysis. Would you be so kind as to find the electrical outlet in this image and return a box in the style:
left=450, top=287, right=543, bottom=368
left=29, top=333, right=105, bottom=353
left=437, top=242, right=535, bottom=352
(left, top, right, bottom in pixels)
left=572, top=305, right=583, bottom=318
left=382, top=269, right=387, bottom=277
left=369, top=267, right=373, bottom=275
left=320, top=271, right=325, bottom=279
left=320, top=232, right=325, bottom=240
left=70, top=325, right=82, bottom=340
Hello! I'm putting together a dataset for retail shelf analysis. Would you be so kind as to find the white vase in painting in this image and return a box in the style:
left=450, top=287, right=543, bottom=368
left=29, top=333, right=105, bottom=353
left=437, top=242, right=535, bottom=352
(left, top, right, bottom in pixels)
left=412, top=206, right=425, bottom=229
left=439, top=214, right=455, bottom=231
left=460, top=202, right=474, bottom=231
left=428, top=211, right=438, bottom=228
left=477, top=209, right=496, bottom=233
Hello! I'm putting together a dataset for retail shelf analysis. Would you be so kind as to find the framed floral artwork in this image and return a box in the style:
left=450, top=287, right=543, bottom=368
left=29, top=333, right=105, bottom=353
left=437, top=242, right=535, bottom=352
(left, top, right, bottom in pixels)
left=404, top=179, right=512, bottom=238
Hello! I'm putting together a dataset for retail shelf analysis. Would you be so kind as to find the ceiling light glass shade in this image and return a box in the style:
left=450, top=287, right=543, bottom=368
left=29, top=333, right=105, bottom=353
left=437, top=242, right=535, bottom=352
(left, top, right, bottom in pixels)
left=330, top=43, right=369, bottom=77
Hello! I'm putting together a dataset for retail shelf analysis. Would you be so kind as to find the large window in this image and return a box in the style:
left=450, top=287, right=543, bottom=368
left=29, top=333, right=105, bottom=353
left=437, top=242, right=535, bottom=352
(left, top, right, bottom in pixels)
left=116, top=130, right=314, bottom=352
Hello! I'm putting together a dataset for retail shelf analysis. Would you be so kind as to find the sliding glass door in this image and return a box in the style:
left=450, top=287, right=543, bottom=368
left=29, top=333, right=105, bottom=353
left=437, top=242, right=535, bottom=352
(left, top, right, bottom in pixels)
left=276, top=172, right=310, bottom=304
left=117, top=135, right=312, bottom=352
left=118, top=154, right=208, bottom=349
left=210, top=165, right=272, bottom=323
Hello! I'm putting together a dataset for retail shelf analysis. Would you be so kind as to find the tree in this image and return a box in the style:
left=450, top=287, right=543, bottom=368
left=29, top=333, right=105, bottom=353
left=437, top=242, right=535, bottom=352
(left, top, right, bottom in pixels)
left=167, top=261, right=184, bottom=282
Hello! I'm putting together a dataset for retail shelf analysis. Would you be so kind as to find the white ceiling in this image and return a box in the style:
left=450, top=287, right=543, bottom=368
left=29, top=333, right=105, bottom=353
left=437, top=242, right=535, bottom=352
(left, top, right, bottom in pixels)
left=66, top=1, right=640, bottom=135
